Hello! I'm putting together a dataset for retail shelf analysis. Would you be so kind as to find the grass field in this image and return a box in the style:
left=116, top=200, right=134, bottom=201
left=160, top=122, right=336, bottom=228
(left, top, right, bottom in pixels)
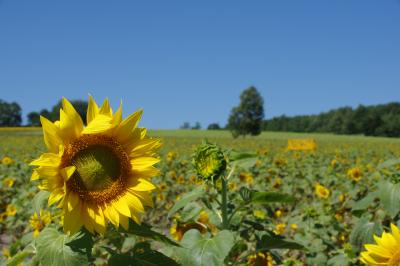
left=1, top=128, right=400, bottom=265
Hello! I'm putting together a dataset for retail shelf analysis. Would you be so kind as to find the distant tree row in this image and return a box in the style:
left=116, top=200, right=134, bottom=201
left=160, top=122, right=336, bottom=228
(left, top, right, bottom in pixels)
left=263, top=103, right=400, bottom=137
left=27, top=100, right=88, bottom=126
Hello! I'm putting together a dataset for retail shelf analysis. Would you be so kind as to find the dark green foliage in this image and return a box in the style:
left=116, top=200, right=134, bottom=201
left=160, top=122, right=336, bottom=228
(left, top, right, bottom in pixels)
left=27, top=112, right=40, bottom=126
left=227, top=86, right=264, bottom=138
left=0, top=99, right=22, bottom=126
left=192, top=122, right=201, bottom=130
left=207, top=123, right=221, bottom=130
left=263, top=102, right=400, bottom=137
left=27, top=99, right=88, bottom=125
left=180, top=122, right=191, bottom=129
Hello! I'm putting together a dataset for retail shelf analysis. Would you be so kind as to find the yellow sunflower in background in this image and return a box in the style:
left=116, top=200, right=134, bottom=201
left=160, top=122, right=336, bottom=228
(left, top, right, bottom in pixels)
left=360, top=223, right=400, bottom=266
left=30, top=96, right=161, bottom=235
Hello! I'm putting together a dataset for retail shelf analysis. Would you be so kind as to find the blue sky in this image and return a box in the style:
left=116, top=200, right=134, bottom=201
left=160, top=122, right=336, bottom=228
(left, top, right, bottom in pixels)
left=1, top=0, right=399, bottom=128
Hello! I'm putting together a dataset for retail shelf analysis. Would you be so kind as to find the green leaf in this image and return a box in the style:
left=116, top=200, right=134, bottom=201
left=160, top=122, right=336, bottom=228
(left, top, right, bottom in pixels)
left=108, top=242, right=179, bottom=266
left=123, top=220, right=179, bottom=247
left=229, top=151, right=257, bottom=161
left=257, top=233, right=305, bottom=250
left=351, top=191, right=378, bottom=212
left=6, top=251, right=32, bottom=266
left=180, top=202, right=202, bottom=223
left=379, top=181, right=400, bottom=218
left=377, top=158, right=400, bottom=169
left=327, top=253, right=350, bottom=266
left=176, top=229, right=234, bottom=266
left=66, top=229, right=94, bottom=261
left=168, top=188, right=205, bottom=217
left=36, top=227, right=89, bottom=266
left=32, top=190, right=50, bottom=215
left=251, top=191, right=296, bottom=204
left=239, top=187, right=252, bottom=203
left=349, top=217, right=383, bottom=251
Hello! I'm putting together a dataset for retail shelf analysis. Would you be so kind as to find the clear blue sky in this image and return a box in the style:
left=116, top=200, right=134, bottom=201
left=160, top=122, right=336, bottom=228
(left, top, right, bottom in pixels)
left=1, top=0, right=399, bottom=128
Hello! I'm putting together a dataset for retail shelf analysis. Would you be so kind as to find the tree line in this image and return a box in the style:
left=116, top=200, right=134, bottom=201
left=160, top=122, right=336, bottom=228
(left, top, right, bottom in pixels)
left=263, top=103, right=400, bottom=137
left=1, top=93, right=399, bottom=138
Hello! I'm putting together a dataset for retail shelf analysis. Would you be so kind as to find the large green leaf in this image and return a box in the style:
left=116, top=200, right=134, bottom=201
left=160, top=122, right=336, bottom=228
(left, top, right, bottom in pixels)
left=379, top=181, right=400, bottom=218
left=36, top=228, right=89, bottom=266
left=177, top=229, right=234, bottom=266
left=168, top=188, right=205, bottom=217
left=108, top=242, right=179, bottom=266
left=180, top=202, right=202, bottom=222
left=251, top=191, right=296, bottom=204
left=123, top=220, right=179, bottom=247
left=351, top=191, right=378, bottom=212
left=257, top=233, right=305, bottom=250
left=349, top=217, right=383, bottom=251
left=32, top=190, right=50, bottom=215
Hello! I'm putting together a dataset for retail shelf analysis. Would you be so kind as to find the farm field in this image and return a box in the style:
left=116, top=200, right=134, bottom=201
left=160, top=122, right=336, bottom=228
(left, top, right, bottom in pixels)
left=1, top=128, right=400, bottom=265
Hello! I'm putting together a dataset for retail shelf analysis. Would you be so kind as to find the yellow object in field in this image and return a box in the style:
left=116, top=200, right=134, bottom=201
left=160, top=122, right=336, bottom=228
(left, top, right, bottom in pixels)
left=287, top=139, right=317, bottom=151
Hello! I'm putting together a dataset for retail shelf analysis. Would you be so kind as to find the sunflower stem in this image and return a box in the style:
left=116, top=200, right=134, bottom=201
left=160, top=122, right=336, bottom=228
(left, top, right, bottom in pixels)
left=221, top=176, right=229, bottom=230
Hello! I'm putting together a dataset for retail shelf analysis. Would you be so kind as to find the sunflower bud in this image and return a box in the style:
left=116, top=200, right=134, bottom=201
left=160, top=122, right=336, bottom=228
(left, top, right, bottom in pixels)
left=192, top=143, right=227, bottom=181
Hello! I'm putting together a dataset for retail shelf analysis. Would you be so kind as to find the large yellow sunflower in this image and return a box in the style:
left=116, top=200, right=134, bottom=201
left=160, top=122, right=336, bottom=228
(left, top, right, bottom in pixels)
left=360, top=223, right=400, bottom=266
left=30, top=96, right=161, bottom=235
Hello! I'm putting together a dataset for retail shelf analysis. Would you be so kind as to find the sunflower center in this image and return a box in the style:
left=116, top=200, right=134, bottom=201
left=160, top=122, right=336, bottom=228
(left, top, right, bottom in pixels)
left=389, top=250, right=400, bottom=266
left=61, top=134, right=132, bottom=204
left=71, top=145, right=120, bottom=191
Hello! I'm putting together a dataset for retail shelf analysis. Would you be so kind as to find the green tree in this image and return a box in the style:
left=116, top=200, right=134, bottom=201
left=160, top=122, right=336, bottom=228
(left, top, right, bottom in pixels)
left=227, top=86, right=264, bottom=138
left=50, top=100, right=88, bottom=123
left=0, top=99, right=22, bottom=126
left=27, top=111, right=41, bottom=126
left=207, top=123, right=221, bottom=130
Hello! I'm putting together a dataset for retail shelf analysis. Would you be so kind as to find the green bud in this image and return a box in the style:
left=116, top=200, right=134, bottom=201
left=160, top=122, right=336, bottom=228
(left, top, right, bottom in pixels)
left=192, top=143, right=227, bottom=181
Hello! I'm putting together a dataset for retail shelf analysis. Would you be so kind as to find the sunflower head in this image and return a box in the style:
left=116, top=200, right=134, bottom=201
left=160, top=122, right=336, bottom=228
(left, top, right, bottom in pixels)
left=360, top=223, right=400, bottom=266
left=30, top=96, right=161, bottom=235
left=315, top=183, right=330, bottom=199
left=192, top=143, right=226, bottom=181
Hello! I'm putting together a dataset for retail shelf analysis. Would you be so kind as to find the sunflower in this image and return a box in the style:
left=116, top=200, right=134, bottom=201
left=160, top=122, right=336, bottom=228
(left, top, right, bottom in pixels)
left=360, top=223, right=400, bottom=266
left=315, top=183, right=330, bottom=199
left=30, top=97, right=161, bottom=235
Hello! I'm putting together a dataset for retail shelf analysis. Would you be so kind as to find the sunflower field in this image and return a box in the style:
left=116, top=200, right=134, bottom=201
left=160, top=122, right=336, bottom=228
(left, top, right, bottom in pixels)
left=1, top=98, right=400, bottom=266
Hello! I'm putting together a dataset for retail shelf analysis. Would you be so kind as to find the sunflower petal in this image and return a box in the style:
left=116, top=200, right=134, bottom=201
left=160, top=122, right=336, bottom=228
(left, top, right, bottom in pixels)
left=40, top=116, right=62, bottom=153
left=87, top=95, right=99, bottom=124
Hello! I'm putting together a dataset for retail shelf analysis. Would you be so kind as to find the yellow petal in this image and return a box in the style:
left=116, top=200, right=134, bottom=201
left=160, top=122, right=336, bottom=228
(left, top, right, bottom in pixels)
left=128, top=177, right=156, bottom=191
left=103, top=205, right=119, bottom=227
left=64, top=203, right=83, bottom=235
left=124, top=192, right=144, bottom=213
left=364, top=244, right=392, bottom=258
left=131, top=157, right=160, bottom=170
left=119, top=214, right=129, bottom=230
left=113, top=198, right=131, bottom=217
left=40, top=116, right=62, bottom=153
left=30, top=153, right=61, bottom=167
left=87, top=95, right=99, bottom=124
left=35, top=166, right=60, bottom=179
left=60, top=109, right=80, bottom=142
left=128, top=190, right=154, bottom=208
left=114, top=109, right=143, bottom=143
left=390, top=223, right=400, bottom=244
left=67, top=192, right=80, bottom=211
left=61, top=166, right=76, bottom=181
left=129, top=139, right=161, bottom=157
left=82, top=114, right=113, bottom=134
left=62, top=97, right=84, bottom=131
left=99, top=98, right=113, bottom=117
left=31, top=170, right=40, bottom=181
left=112, top=101, right=123, bottom=126
left=48, top=188, right=65, bottom=206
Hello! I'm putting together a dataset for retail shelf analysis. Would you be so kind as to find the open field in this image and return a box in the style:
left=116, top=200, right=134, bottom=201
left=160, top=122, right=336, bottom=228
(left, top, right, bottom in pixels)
left=1, top=128, right=400, bottom=265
